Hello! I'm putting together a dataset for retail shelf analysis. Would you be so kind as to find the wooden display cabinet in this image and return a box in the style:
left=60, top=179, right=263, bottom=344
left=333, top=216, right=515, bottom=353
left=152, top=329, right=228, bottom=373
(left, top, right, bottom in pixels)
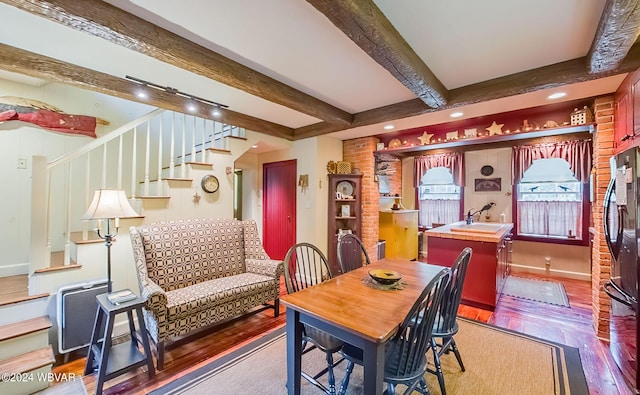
left=327, top=174, right=362, bottom=276
left=614, top=67, right=640, bottom=154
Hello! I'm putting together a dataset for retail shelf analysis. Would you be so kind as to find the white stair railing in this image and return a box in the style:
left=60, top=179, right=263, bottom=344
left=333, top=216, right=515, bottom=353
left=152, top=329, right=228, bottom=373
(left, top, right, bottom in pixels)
left=34, top=108, right=246, bottom=269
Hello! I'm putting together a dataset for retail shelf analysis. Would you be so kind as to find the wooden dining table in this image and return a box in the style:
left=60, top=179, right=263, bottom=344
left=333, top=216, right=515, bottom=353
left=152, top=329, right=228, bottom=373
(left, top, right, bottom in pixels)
left=281, top=258, right=446, bottom=394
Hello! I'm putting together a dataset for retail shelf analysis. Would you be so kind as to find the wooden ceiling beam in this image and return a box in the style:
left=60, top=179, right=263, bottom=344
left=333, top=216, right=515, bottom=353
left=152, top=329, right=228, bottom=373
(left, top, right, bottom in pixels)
left=2, top=0, right=352, bottom=127
left=294, top=44, right=640, bottom=139
left=307, top=0, right=448, bottom=108
left=0, top=43, right=295, bottom=140
left=588, top=0, right=640, bottom=73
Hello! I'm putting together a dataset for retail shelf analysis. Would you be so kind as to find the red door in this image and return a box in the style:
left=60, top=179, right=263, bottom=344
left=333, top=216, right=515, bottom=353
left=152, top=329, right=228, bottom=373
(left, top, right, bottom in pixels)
left=263, top=160, right=296, bottom=260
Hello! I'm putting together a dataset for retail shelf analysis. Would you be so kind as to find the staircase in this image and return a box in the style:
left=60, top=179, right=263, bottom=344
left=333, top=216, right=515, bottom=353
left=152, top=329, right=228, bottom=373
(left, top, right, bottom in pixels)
left=28, top=108, right=250, bottom=296
left=0, top=316, right=55, bottom=394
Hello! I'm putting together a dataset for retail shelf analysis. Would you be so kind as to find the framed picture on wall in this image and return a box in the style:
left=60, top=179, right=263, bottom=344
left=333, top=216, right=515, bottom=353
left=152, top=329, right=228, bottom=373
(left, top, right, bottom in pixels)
left=475, top=178, right=501, bottom=192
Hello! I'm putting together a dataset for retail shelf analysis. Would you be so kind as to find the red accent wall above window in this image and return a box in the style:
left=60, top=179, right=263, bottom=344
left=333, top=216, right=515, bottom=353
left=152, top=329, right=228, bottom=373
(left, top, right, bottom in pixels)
left=376, top=99, right=593, bottom=150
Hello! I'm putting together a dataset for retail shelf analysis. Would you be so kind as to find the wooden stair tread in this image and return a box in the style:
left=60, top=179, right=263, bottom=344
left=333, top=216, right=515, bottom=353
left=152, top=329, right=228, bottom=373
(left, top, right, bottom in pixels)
left=70, top=231, right=103, bottom=244
left=0, top=316, right=52, bottom=342
left=206, top=147, right=231, bottom=154
left=185, top=161, right=212, bottom=167
left=165, top=177, right=193, bottom=181
left=34, top=264, right=82, bottom=274
left=137, top=195, right=170, bottom=199
left=228, top=135, right=247, bottom=141
left=0, top=293, right=49, bottom=307
left=0, top=346, right=55, bottom=376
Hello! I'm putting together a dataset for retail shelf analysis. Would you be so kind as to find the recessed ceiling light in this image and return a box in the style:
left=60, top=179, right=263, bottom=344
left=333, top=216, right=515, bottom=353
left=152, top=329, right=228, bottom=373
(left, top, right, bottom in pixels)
left=211, top=107, right=221, bottom=118
left=251, top=144, right=258, bottom=149
left=187, top=104, right=197, bottom=113
left=548, top=92, right=567, bottom=100
left=383, top=124, right=394, bottom=130
left=450, top=112, right=463, bottom=118
left=136, top=90, right=148, bottom=99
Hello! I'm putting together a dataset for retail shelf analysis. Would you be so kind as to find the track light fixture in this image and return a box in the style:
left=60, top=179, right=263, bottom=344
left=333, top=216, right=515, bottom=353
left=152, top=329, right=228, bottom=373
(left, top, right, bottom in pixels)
left=125, top=75, right=229, bottom=114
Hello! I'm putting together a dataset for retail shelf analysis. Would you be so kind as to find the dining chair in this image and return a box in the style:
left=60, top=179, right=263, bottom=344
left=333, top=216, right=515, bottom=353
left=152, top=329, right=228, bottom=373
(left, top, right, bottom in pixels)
left=283, top=242, right=344, bottom=395
left=338, top=267, right=452, bottom=395
left=337, top=233, right=371, bottom=274
left=428, top=247, right=472, bottom=395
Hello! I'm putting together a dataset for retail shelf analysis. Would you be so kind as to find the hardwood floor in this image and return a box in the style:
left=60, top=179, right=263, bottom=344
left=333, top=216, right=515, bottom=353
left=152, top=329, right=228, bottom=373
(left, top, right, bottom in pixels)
left=35, top=273, right=634, bottom=394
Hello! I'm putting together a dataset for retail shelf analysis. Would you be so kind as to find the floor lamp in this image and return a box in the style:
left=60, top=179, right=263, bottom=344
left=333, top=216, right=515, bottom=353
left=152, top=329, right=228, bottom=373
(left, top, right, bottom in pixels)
left=82, top=189, right=139, bottom=293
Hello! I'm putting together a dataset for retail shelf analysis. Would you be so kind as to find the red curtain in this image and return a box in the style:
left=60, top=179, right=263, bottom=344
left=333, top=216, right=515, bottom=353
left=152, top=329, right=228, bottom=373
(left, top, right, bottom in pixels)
left=414, top=152, right=464, bottom=187
left=511, top=140, right=592, bottom=184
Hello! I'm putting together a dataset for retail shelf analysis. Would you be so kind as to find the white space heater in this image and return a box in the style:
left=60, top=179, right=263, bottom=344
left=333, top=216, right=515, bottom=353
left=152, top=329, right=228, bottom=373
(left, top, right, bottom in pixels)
left=56, top=280, right=108, bottom=354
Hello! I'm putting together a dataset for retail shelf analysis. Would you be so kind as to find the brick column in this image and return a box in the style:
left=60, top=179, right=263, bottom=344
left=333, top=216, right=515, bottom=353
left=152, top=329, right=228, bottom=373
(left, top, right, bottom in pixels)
left=591, top=96, right=614, bottom=339
left=343, top=138, right=383, bottom=261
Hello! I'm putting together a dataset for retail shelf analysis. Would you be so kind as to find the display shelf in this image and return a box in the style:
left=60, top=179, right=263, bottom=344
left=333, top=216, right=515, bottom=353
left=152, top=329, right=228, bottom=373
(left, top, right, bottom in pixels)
left=327, top=174, right=362, bottom=276
left=375, top=123, right=594, bottom=156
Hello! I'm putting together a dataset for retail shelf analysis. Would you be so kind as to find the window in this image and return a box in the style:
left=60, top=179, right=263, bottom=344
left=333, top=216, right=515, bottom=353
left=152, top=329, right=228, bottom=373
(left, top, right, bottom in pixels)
left=418, top=167, right=461, bottom=228
left=516, top=158, right=585, bottom=241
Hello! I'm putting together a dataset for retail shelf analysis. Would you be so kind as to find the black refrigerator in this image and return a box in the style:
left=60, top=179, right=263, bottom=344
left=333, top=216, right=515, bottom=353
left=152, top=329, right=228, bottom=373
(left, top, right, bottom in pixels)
left=604, top=146, right=639, bottom=394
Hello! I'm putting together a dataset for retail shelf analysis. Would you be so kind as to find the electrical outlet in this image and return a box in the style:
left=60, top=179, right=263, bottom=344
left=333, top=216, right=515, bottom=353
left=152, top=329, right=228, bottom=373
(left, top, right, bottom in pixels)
left=17, top=158, right=27, bottom=169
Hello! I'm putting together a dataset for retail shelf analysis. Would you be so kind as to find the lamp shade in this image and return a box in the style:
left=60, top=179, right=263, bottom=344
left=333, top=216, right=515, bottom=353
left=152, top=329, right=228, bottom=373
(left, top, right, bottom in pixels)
left=82, top=189, right=139, bottom=220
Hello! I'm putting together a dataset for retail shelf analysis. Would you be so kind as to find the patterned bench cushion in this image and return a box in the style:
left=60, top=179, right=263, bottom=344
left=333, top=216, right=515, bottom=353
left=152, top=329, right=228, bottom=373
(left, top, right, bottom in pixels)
left=164, top=273, right=278, bottom=320
left=136, top=218, right=246, bottom=290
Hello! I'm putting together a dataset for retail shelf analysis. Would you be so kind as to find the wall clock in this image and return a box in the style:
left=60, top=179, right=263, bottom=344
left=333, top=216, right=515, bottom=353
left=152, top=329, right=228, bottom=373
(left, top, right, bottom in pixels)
left=201, top=174, right=219, bottom=193
left=480, top=165, right=494, bottom=176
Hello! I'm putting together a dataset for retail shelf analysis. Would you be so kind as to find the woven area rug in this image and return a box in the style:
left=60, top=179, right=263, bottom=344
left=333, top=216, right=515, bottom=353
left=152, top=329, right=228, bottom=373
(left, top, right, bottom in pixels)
left=151, top=318, right=588, bottom=395
left=503, top=276, right=570, bottom=307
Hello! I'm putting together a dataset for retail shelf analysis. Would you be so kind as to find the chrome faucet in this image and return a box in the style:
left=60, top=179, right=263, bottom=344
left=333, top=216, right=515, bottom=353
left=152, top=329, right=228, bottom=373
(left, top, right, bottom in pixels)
left=467, top=202, right=495, bottom=224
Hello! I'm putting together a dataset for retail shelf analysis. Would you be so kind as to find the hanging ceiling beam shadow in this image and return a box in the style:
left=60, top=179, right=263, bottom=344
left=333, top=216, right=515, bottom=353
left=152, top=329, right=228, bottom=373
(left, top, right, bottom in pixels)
left=306, top=0, right=448, bottom=109
left=295, top=44, right=640, bottom=139
left=3, top=0, right=353, bottom=127
left=587, top=0, right=640, bottom=73
left=0, top=43, right=296, bottom=140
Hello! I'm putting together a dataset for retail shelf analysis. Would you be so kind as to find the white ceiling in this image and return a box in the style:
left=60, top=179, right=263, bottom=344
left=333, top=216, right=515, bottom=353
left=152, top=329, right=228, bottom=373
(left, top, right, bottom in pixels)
left=0, top=0, right=630, bottom=140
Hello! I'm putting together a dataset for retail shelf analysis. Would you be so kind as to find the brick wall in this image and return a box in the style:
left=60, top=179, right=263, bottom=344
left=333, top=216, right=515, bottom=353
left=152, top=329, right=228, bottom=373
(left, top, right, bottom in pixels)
left=591, top=96, right=614, bottom=339
left=343, top=137, right=383, bottom=260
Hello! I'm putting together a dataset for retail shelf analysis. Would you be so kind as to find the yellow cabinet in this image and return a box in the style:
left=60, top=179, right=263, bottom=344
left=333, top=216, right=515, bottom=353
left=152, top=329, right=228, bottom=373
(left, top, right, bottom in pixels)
left=379, top=210, right=419, bottom=260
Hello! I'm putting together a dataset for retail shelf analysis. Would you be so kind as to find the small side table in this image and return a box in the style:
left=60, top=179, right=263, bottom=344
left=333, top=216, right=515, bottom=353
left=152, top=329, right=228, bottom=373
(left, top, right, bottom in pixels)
left=84, top=290, right=155, bottom=395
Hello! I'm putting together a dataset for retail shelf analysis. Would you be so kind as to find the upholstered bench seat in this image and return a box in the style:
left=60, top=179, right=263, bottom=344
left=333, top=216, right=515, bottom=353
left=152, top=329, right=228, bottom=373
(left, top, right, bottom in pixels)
left=165, top=273, right=280, bottom=320
left=130, top=218, right=283, bottom=370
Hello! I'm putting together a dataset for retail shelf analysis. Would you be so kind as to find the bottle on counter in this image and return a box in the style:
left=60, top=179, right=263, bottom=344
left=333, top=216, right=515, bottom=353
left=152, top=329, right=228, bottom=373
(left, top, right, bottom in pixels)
left=499, top=212, right=506, bottom=223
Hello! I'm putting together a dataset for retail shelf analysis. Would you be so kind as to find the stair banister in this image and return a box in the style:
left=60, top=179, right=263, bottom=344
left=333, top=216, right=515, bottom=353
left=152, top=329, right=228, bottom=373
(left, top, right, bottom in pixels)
left=157, top=118, right=163, bottom=195
left=131, top=126, right=138, bottom=199
left=38, top=109, right=164, bottom=269
left=169, top=112, right=175, bottom=178
left=191, top=116, right=196, bottom=163
left=201, top=117, right=206, bottom=162
left=117, top=134, right=124, bottom=189
left=47, top=108, right=164, bottom=171
left=181, top=115, right=186, bottom=178
left=144, top=120, right=151, bottom=196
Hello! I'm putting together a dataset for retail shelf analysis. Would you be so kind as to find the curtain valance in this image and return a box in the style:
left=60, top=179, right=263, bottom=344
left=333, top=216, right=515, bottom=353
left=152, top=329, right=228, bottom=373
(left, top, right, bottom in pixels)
left=414, top=152, right=464, bottom=187
left=511, top=140, right=592, bottom=184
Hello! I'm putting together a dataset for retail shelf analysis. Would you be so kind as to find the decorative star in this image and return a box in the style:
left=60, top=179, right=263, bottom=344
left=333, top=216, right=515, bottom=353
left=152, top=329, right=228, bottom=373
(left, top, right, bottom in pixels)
left=418, top=131, right=434, bottom=145
left=486, top=121, right=504, bottom=136
left=193, top=192, right=201, bottom=203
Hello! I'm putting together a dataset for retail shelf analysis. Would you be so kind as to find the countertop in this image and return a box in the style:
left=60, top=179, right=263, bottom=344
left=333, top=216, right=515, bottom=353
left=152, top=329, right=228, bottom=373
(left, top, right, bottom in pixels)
left=425, top=221, right=513, bottom=243
left=379, top=209, right=419, bottom=213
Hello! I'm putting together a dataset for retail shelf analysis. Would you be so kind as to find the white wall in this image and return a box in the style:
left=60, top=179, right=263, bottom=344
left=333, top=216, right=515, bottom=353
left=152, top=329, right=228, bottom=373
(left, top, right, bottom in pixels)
left=464, top=148, right=512, bottom=222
